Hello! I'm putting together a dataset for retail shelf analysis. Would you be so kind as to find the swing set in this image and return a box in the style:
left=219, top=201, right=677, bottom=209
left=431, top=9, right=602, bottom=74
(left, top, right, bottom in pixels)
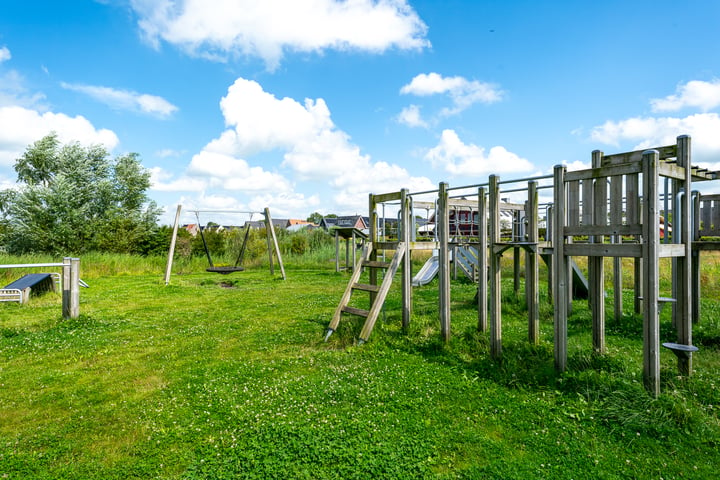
left=164, top=206, right=285, bottom=284
left=195, top=210, right=251, bottom=274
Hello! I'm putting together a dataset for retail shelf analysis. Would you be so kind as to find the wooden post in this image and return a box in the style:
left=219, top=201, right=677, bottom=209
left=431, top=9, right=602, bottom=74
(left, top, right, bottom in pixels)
left=611, top=172, right=624, bottom=323
left=477, top=187, right=488, bottom=332
left=62, top=257, right=80, bottom=319
left=692, top=192, right=701, bottom=324
left=642, top=150, right=661, bottom=396
left=513, top=245, right=521, bottom=297
left=438, top=182, right=451, bottom=341
left=264, top=207, right=286, bottom=280
left=164, top=205, right=182, bottom=285
left=553, top=166, right=568, bottom=371
left=591, top=150, right=606, bottom=353
left=369, top=194, right=378, bottom=304
left=675, top=135, right=693, bottom=376
left=335, top=230, right=340, bottom=272
left=527, top=181, right=539, bottom=344
left=627, top=172, right=642, bottom=315
left=489, top=175, right=502, bottom=359
left=401, top=189, right=412, bottom=330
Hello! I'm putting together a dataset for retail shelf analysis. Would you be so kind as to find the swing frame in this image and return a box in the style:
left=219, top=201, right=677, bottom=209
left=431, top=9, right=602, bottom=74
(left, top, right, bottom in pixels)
left=163, top=206, right=286, bottom=284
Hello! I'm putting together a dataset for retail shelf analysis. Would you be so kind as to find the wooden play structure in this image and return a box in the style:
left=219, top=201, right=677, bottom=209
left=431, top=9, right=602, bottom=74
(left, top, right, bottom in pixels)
left=0, top=257, right=82, bottom=318
left=325, top=135, right=719, bottom=395
left=164, top=206, right=286, bottom=284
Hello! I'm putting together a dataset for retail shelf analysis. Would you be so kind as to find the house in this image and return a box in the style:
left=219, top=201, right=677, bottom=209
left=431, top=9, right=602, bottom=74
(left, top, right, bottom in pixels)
left=182, top=224, right=200, bottom=236
left=319, top=215, right=368, bottom=231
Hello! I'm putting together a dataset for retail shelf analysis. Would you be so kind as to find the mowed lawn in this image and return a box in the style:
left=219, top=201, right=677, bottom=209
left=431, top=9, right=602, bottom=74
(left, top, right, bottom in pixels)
left=1, top=257, right=720, bottom=479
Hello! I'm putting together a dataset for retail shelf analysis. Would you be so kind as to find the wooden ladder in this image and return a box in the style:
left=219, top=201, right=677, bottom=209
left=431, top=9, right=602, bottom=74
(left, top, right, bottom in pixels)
left=324, top=241, right=406, bottom=344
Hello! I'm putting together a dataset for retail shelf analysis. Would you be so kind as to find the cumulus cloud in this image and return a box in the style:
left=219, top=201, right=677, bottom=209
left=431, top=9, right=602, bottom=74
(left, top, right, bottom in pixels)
left=149, top=166, right=206, bottom=192
left=651, top=79, right=720, bottom=112
left=213, top=77, right=372, bottom=181
left=400, top=72, right=504, bottom=117
left=0, top=46, right=10, bottom=63
left=424, top=129, right=533, bottom=177
left=130, top=0, right=429, bottom=69
left=61, top=82, right=178, bottom=118
left=172, top=77, right=434, bottom=214
left=590, top=113, right=720, bottom=163
left=0, top=105, right=119, bottom=167
left=188, top=150, right=293, bottom=192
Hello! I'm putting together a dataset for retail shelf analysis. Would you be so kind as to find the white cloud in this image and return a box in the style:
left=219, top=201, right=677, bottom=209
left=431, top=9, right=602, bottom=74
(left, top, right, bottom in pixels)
left=61, top=82, right=178, bottom=118
left=400, top=72, right=504, bottom=117
left=589, top=113, right=720, bottom=163
left=424, top=129, right=533, bottom=177
left=245, top=192, right=321, bottom=219
left=0, top=70, right=48, bottom=109
left=213, top=77, right=371, bottom=180
left=0, top=105, right=119, bottom=167
left=188, top=150, right=293, bottom=192
left=177, top=77, right=436, bottom=215
left=397, top=104, right=428, bottom=128
left=155, top=148, right=185, bottom=158
left=0, top=46, right=10, bottom=63
left=562, top=160, right=590, bottom=172
left=216, top=78, right=322, bottom=156
left=130, top=0, right=429, bottom=70
left=149, top=166, right=206, bottom=192
left=651, top=80, right=720, bottom=112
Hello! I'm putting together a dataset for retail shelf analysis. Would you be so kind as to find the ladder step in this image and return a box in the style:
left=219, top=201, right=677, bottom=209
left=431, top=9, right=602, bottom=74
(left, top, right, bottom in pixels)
left=352, top=283, right=380, bottom=293
left=341, top=306, right=370, bottom=317
left=363, top=260, right=391, bottom=269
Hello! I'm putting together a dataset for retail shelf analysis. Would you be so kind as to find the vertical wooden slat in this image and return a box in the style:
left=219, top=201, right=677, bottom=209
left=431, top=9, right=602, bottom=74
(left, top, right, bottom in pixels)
left=568, top=180, right=580, bottom=227
left=642, top=149, right=661, bottom=396
left=591, top=150, right=606, bottom=353
left=527, top=181, right=540, bottom=344
left=693, top=193, right=701, bottom=323
left=627, top=173, right=642, bottom=314
left=369, top=194, right=378, bottom=303
left=701, top=198, right=712, bottom=234
left=581, top=179, right=593, bottom=227
left=477, top=187, right=488, bottom=332
left=401, top=189, right=412, bottom=330
left=438, top=182, right=451, bottom=342
left=626, top=174, right=638, bottom=225
left=611, top=174, right=624, bottom=323
left=489, top=175, right=502, bottom=359
left=676, top=135, right=693, bottom=375
left=553, top=166, right=568, bottom=371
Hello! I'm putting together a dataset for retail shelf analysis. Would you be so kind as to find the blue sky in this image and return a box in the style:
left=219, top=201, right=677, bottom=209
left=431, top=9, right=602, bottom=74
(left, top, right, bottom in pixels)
left=2, top=0, right=720, bottom=225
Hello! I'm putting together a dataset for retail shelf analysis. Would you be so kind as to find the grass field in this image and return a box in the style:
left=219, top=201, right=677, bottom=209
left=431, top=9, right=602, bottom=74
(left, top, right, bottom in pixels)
left=1, top=252, right=719, bottom=479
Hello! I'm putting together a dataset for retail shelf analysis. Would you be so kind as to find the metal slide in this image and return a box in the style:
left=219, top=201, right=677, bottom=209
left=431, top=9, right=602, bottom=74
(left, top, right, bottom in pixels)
left=412, top=254, right=439, bottom=286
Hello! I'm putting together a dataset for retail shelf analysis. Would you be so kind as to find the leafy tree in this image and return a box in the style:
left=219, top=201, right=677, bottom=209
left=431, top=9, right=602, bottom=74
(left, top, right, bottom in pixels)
left=306, top=212, right=323, bottom=224
left=0, top=133, right=161, bottom=254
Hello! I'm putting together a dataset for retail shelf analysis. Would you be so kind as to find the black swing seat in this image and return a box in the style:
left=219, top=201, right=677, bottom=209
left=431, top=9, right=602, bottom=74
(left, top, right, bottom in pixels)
left=206, top=266, right=245, bottom=274
left=662, top=342, right=699, bottom=359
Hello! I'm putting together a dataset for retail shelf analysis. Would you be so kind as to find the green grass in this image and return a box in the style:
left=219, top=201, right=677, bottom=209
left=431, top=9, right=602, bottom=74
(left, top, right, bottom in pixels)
left=1, top=255, right=719, bottom=479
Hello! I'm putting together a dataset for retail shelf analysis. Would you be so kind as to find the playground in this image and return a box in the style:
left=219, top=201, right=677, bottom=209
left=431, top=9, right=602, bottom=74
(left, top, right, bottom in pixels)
left=1, top=136, right=720, bottom=477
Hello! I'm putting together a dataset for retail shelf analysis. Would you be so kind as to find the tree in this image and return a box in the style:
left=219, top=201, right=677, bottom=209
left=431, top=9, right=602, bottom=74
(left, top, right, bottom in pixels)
left=306, top=212, right=324, bottom=224
left=0, top=133, right=161, bottom=254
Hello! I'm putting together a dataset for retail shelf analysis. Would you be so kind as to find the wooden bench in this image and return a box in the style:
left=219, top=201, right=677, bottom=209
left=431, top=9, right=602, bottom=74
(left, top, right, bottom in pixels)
left=0, top=273, right=57, bottom=304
